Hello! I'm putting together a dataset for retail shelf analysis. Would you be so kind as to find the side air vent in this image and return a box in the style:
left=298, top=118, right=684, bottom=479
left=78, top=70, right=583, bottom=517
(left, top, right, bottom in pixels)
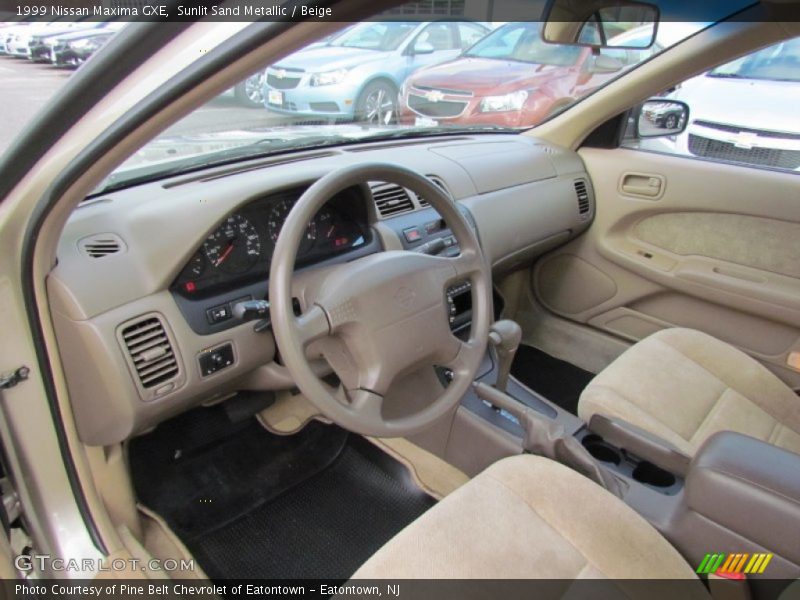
left=77, top=233, right=125, bottom=258
left=369, top=182, right=415, bottom=218
left=120, top=316, right=179, bottom=389
left=417, top=175, right=451, bottom=207
left=574, top=179, right=591, bottom=218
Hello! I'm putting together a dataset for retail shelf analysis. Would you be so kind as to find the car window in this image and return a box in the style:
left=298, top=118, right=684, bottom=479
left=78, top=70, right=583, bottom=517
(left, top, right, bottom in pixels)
left=331, top=21, right=417, bottom=51
left=457, top=22, right=487, bottom=50
left=627, top=36, right=800, bottom=173
left=415, top=22, right=457, bottom=51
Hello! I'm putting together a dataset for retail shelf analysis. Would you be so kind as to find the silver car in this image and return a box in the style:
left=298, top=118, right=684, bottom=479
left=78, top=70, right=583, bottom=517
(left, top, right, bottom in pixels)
left=263, top=20, right=490, bottom=124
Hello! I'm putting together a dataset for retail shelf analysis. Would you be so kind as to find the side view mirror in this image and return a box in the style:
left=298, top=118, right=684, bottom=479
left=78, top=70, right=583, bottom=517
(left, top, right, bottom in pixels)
left=413, top=41, right=436, bottom=55
left=637, top=99, right=689, bottom=138
left=542, top=0, right=659, bottom=49
left=590, top=54, right=624, bottom=74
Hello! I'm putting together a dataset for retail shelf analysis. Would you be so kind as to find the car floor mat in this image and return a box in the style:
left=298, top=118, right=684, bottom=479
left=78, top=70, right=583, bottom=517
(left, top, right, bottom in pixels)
left=510, top=344, right=595, bottom=415
left=128, top=404, right=435, bottom=579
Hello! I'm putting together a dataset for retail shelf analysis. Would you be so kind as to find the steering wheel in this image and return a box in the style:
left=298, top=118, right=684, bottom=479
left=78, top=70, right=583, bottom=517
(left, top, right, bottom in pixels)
left=269, top=163, right=491, bottom=437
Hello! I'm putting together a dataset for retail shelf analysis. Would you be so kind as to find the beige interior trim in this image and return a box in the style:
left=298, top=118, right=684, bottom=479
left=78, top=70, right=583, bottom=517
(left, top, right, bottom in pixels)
left=138, top=505, right=209, bottom=581
left=0, top=13, right=391, bottom=561
left=256, top=390, right=330, bottom=435
left=367, top=437, right=469, bottom=500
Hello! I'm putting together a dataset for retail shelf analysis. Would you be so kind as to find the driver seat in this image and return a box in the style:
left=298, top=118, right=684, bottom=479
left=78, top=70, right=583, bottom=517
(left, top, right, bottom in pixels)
left=353, top=454, right=708, bottom=593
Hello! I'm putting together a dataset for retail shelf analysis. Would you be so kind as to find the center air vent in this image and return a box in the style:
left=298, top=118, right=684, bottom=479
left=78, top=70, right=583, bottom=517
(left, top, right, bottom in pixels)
left=369, top=182, right=414, bottom=218
left=78, top=233, right=125, bottom=258
left=574, top=179, right=591, bottom=218
left=120, top=316, right=179, bottom=390
left=417, top=175, right=451, bottom=207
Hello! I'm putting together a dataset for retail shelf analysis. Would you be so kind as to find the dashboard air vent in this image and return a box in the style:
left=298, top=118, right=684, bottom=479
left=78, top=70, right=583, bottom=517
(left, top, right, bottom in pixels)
left=574, top=179, right=591, bottom=217
left=369, top=182, right=414, bottom=218
left=121, top=316, right=179, bottom=389
left=78, top=233, right=125, bottom=258
left=417, top=176, right=450, bottom=208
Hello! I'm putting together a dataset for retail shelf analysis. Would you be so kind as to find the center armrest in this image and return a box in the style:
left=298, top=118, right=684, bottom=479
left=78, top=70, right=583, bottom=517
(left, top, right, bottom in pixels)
left=686, top=432, right=800, bottom=572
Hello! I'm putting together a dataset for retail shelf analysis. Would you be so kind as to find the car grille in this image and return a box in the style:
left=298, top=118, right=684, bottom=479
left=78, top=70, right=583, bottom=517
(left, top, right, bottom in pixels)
left=267, top=69, right=302, bottom=90
left=693, top=120, right=800, bottom=141
left=408, top=93, right=468, bottom=118
left=688, top=134, right=800, bottom=170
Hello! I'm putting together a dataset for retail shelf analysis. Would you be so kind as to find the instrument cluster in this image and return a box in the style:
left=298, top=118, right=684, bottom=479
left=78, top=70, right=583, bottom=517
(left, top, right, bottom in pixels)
left=173, top=185, right=370, bottom=296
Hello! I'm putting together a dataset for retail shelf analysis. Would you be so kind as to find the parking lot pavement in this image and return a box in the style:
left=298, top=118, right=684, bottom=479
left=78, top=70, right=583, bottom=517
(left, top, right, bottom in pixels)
left=0, top=56, right=288, bottom=155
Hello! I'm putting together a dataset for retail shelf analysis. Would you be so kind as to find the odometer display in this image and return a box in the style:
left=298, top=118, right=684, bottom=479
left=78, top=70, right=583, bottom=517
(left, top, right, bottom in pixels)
left=203, top=214, right=261, bottom=274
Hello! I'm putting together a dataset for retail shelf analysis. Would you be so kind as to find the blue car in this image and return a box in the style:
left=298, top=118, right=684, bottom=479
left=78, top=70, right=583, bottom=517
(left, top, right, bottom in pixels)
left=263, top=20, right=490, bottom=124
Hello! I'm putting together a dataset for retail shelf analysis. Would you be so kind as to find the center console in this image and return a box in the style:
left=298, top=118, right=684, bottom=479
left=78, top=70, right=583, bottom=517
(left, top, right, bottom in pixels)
left=453, top=317, right=800, bottom=588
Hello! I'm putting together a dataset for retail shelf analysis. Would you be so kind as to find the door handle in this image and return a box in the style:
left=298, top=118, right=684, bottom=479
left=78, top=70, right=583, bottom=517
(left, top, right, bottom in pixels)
left=620, top=173, right=664, bottom=199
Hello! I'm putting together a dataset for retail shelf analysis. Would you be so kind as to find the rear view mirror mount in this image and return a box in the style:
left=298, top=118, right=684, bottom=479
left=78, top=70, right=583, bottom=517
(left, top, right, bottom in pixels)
left=542, top=0, right=660, bottom=50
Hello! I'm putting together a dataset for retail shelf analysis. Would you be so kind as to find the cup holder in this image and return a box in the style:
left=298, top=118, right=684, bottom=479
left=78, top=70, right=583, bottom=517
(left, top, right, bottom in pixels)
left=581, top=434, right=621, bottom=466
left=632, top=461, right=676, bottom=488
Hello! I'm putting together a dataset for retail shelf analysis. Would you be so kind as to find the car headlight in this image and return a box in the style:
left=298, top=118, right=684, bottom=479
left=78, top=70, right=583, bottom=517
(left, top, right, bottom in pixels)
left=479, top=91, right=528, bottom=113
left=309, top=69, right=349, bottom=87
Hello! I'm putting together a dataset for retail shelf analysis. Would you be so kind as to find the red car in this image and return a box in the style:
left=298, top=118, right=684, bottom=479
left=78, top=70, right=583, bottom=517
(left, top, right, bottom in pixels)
left=399, top=22, right=654, bottom=128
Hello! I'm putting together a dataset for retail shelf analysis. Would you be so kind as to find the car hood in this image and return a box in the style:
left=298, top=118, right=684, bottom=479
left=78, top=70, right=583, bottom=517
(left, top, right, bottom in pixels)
left=677, top=75, right=800, bottom=133
left=409, top=57, right=571, bottom=94
left=274, top=46, right=390, bottom=72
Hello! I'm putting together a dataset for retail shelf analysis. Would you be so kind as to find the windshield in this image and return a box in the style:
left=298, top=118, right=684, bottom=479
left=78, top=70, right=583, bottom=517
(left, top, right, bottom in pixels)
left=330, top=21, right=417, bottom=51
left=464, top=23, right=583, bottom=66
left=1, top=14, right=708, bottom=194
left=708, top=38, right=800, bottom=82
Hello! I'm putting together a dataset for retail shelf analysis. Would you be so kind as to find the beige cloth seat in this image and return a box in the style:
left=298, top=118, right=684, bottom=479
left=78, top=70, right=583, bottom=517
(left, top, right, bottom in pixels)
left=578, top=328, right=800, bottom=457
left=354, top=454, right=707, bottom=592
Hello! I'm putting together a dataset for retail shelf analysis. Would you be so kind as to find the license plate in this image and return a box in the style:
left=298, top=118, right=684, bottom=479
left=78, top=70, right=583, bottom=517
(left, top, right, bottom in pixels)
left=415, top=117, right=437, bottom=127
left=267, top=90, right=283, bottom=106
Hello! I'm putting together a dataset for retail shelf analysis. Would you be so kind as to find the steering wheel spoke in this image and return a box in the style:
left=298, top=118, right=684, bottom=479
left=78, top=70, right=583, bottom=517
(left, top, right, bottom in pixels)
left=347, top=388, right=384, bottom=420
left=296, top=304, right=331, bottom=347
left=269, top=163, right=491, bottom=437
left=444, top=338, right=484, bottom=381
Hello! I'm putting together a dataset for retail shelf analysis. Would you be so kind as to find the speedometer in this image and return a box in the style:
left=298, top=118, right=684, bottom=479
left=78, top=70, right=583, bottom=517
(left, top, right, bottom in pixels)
left=266, top=198, right=317, bottom=255
left=203, top=214, right=261, bottom=274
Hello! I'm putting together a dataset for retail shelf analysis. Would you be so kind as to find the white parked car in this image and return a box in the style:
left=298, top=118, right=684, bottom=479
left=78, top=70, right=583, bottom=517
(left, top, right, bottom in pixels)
left=647, top=37, right=800, bottom=171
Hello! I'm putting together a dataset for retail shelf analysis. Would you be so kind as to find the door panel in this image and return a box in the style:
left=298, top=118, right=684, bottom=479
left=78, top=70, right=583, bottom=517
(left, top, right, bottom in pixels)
left=532, top=147, right=800, bottom=388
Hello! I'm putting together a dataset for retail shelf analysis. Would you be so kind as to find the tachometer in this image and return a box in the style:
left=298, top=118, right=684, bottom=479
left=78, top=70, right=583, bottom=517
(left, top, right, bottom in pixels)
left=203, top=214, right=261, bottom=274
left=266, top=198, right=317, bottom=255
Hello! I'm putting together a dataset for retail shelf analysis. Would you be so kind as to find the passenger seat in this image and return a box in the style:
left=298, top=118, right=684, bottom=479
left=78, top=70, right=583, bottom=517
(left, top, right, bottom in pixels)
left=578, top=328, right=800, bottom=457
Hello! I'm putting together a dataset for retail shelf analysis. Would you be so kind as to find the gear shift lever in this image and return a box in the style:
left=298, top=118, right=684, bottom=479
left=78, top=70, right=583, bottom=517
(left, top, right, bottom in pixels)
left=489, top=320, right=522, bottom=393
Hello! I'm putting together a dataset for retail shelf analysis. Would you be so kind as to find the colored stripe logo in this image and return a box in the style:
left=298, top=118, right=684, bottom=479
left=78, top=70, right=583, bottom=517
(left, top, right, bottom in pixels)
left=696, top=552, right=773, bottom=575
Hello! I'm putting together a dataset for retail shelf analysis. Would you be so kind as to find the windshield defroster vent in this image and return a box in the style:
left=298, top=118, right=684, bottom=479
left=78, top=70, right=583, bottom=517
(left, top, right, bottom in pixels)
left=369, top=182, right=415, bottom=218
left=574, top=179, right=591, bottom=219
left=78, top=233, right=125, bottom=258
left=120, top=315, right=180, bottom=391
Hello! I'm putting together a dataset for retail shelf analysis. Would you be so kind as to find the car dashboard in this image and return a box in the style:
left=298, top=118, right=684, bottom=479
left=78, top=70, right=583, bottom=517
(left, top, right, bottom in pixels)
left=48, top=134, right=595, bottom=446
